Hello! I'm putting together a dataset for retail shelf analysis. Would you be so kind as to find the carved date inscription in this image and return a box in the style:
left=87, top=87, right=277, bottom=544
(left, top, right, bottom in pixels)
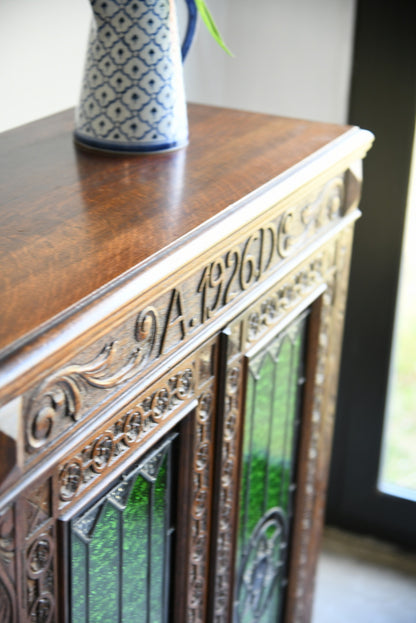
left=25, top=177, right=345, bottom=453
left=158, top=176, right=345, bottom=355
left=196, top=177, right=343, bottom=326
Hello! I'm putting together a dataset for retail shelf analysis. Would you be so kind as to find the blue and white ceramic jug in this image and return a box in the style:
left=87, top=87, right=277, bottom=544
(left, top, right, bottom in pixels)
left=74, top=0, right=197, bottom=153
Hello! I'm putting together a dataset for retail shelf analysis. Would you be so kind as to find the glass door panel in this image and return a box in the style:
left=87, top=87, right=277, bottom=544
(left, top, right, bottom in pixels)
left=234, top=312, right=308, bottom=623
left=69, top=434, right=176, bottom=623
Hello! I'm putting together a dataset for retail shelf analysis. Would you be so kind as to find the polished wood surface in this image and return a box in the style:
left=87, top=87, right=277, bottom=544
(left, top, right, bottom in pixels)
left=0, top=104, right=350, bottom=358
left=0, top=105, right=373, bottom=623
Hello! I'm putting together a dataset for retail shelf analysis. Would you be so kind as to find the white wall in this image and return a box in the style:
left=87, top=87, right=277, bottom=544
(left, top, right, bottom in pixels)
left=0, top=0, right=90, bottom=132
left=0, top=0, right=356, bottom=133
left=182, top=0, right=356, bottom=123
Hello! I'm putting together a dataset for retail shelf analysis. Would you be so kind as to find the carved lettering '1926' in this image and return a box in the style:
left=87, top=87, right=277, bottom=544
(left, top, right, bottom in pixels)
left=194, top=178, right=343, bottom=328
left=197, top=226, right=277, bottom=325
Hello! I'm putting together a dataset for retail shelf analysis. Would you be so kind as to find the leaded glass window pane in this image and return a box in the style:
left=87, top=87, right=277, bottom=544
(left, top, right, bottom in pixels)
left=69, top=435, right=176, bottom=623
left=235, top=312, right=308, bottom=623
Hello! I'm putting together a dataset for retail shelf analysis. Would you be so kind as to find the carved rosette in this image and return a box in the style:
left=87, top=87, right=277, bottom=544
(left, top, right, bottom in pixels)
left=58, top=366, right=195, bottom=509
left=26, top=529, right=55, bottom=623
left=13, top=477, right=56, bottom=623
left=244, top=254, right=326, bottom=348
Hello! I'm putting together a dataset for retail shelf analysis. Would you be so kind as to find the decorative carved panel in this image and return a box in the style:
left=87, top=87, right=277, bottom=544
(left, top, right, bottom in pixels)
left=57, top=360, right=196, bottom=511
left=22, top=175, right=348, bottom=467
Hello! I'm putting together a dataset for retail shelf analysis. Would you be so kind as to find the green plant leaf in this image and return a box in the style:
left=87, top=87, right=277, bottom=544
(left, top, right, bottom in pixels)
left=194, top=0, right=234, bottom=56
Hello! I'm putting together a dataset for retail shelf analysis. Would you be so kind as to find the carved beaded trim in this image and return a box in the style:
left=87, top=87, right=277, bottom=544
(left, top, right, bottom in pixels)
left=188, top=389, right=214, bottom=623
left=57, top=365, right=195, bottom=509
left=212, top=358, right=242, bottom=623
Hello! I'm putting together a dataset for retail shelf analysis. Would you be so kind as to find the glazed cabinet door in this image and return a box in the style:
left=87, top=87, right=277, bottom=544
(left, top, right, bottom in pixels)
left=209, top=227, right=355, bottom=623
left=1, top=337, right=219, bottom=623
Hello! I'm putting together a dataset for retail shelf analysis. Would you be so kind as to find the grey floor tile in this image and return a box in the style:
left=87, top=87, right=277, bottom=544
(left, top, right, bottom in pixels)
left=312, top=529, right=416, bottom=623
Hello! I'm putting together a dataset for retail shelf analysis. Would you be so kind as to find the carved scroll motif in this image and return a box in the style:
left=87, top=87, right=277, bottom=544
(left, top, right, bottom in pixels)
left=58, top=366, right=195, bottom=508
left=16, top=476, right=56, bottom=623
left=277, top=177, right=344, bottom=258
left=0, top=490, right=55, bottom=623
left=26, top=306, right=159, bottom=454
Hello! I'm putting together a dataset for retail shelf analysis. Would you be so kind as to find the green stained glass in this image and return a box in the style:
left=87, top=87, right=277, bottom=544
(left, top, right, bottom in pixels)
left=89, top=502, right=120, bottom=622
left=151, top=455, right=167, bottom=622
left=238, top=370, right=254, bottom=570
left=251, top=353, right=274, bottom=519
left=235, top=313, right=307, bottom=623
left=69, top=436, right=175, bottom=623
left=71, top=533, right=87, bottom=623
left=122, top=476, right=149, bottom=622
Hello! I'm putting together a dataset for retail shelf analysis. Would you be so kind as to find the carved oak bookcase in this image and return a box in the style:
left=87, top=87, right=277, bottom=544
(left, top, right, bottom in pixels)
left=0, top=105, right=373, bottom=623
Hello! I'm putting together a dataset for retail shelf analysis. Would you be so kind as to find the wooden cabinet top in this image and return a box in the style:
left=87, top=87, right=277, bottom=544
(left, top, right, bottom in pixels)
left=0, top=104, right=372, bottom=392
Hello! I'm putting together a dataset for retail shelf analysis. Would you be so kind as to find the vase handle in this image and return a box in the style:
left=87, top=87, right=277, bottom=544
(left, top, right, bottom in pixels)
left=181, top=0, right=197, bottom=60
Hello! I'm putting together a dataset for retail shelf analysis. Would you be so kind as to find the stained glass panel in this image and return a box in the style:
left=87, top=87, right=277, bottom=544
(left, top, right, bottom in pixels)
left=122, top=476, right=149, bottom=622
left=89, top=503, right=120, bottom=622
left=71, top=533, right=87, bottom=623
left=151, top=455, right=167, bottom=622
left=69, top=435, right=176, bottom=623
left=235, top=313, right=308, bottom=623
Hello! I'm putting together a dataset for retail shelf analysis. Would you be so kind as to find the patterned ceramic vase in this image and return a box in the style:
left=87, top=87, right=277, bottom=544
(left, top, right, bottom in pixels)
left=74, top=0, right=197, bottom=153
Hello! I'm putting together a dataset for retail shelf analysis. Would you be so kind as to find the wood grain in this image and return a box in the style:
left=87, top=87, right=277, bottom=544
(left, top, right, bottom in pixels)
left=0, top=105, right=349, bottom=358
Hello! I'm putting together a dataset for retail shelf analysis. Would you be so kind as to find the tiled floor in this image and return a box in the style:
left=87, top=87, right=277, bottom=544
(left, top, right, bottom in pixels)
left=312, top=528, right=416, bottom=623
